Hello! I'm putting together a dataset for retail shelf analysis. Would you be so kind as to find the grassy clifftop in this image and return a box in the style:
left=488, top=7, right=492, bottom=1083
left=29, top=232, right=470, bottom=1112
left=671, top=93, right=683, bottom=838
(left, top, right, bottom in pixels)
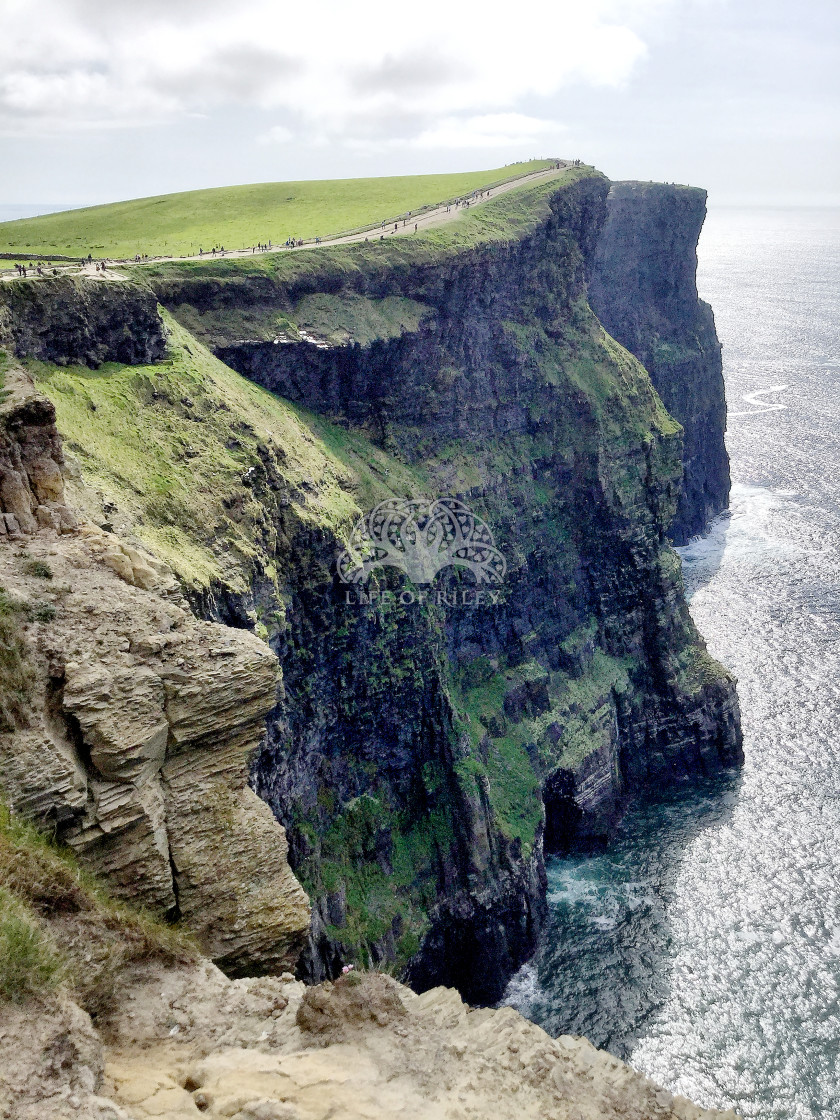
left=141, top=165, right=596, bottom=287
left=0, top=160, right=553, bottom=260
left=141, top=165, right=603, bottom=356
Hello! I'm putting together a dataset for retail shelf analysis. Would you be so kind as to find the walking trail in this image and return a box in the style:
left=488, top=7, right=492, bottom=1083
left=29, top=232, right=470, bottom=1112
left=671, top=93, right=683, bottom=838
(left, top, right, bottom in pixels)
left=1, top=162, right=571, bottom=283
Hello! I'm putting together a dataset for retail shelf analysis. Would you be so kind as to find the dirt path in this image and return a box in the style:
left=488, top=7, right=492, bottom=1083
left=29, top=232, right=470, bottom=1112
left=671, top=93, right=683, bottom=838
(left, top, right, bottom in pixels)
left=1, top=162, right=571, bottom=282
left=182, top=160, right=568, bottom=261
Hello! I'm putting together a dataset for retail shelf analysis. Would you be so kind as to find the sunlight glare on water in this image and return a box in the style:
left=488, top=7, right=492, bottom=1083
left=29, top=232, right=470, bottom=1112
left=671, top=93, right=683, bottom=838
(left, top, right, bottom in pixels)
left=503, top=207, right=840, bottom=1120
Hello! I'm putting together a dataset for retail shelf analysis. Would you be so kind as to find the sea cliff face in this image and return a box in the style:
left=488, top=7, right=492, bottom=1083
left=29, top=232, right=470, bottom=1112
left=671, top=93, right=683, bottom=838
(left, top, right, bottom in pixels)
left=150, top=169, right=741, bottom=997
left=589, top=181, right=731, bottom=543
left=0, top=167, right=742, bottom=1006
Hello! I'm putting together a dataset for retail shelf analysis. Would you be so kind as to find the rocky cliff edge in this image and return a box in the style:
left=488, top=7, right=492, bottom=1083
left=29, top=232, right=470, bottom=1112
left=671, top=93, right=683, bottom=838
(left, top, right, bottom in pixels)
left=5, top=960, right=741, bottom=1120
left=0, top=359, right=310, bottom=974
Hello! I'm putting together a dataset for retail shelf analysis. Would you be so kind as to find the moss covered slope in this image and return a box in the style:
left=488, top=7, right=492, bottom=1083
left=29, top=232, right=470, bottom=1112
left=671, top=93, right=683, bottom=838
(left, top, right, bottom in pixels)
left=0, top=800, right=194, bottom=1012
left=30, top=312, right=422, bottom=592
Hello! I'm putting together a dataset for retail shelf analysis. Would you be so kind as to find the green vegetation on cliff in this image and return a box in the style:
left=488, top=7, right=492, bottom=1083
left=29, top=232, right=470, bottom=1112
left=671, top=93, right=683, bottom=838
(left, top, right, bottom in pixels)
left=31, top=313, right=424, bottom=589
left=139, top=165, right=596, bottom=303
left=451, top=643, right=635, bottom=855
left=293, top=788, right=456, bottom=968
left=0, top=801, right=193, bottom=1008
left=0, top=160, right=553, bottom=261
left=1, top=163, right=740, bottom=996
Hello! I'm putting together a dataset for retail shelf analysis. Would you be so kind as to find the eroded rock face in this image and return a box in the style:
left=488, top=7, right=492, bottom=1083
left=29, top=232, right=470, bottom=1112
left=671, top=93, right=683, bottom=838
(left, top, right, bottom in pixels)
left=0, top=369, right=310, bottom=973
left=97, top=966, right=742, bottom=1120
left=0, top=276, right=166, bottom=367
left=0, top=365, right=79, bottom=538
left=589, top=181, right=731, bottom=543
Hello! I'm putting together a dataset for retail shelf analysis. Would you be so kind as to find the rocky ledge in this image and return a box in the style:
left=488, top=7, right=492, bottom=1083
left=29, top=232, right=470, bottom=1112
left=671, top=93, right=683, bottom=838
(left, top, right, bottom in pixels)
left=4, top=963, right=742, bottom=1120
left=0, top=363, right=310, bottom=973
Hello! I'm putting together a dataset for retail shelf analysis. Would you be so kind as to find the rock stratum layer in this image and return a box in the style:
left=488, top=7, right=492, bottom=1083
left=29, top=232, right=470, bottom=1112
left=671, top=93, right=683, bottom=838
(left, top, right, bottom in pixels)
left=0, top=165, right=741, bottom=1011
left=0, top=362, right=310, bottom=974
left=589, top=181, right=731, bottom=542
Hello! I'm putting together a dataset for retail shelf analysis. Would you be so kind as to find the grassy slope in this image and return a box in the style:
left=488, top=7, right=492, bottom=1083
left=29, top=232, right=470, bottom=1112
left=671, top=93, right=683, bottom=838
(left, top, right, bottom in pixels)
left=143, top=165, right=588, bottom=286
left=28, top=314, right=424, bottom=591
left=0, top=799, right=193, bottom=1008
left=0, top=160, right=553, bottom=260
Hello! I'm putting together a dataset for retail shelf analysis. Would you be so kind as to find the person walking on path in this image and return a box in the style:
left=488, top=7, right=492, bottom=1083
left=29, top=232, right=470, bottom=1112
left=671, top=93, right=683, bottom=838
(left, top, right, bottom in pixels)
left=58, top=165, right=558, bottom=273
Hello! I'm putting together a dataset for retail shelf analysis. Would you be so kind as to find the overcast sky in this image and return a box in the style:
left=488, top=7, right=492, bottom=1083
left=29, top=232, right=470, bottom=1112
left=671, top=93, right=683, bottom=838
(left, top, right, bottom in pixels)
left=0, top=0, right=837, bottom=218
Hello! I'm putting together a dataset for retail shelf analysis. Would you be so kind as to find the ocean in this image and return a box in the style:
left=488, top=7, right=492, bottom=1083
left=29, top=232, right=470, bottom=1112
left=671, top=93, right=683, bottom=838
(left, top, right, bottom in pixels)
left=503, top=206, right=840, bottom=1120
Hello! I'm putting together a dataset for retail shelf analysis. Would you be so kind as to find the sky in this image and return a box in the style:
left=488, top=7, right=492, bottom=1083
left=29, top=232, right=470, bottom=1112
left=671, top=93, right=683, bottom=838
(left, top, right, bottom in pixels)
left=0, top=0, right=837, bottom=218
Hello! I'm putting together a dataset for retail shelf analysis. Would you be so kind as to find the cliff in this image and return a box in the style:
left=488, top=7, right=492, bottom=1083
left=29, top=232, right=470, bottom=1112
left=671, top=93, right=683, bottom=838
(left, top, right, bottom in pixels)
left=0, top=165, right=742, bottom=1008
left=589, top=182, right=731, bottom=542
left=0, top=275, right=165, bottom=367
left=1, top=763, right=740, bottom=1119
left=0, top=358, right=310, bottom=974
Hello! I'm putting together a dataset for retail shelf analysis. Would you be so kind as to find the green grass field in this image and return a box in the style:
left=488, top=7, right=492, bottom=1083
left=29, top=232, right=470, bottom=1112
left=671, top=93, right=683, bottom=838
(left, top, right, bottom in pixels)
left=0, top=160, right=553, bottom=261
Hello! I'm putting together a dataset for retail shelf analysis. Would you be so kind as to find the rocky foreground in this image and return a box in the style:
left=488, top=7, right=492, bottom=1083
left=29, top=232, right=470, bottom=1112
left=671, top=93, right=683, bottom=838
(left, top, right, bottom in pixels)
left=5, top=966, right=740, bottom=1120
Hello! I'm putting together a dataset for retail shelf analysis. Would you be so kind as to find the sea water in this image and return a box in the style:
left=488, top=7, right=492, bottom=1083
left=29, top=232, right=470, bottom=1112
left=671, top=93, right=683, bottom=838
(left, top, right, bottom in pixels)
left=503, top=207, right=840, bottom=1120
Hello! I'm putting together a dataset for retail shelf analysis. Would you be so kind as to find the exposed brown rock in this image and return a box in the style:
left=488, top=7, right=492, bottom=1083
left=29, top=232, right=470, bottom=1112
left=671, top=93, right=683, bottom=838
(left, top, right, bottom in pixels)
left=2, top=963, right=744, bottom=1120
left=296, top=971, right=407, bottom=1041
left=0, top=366, right=310, bottom=973
left=0, top=994, right=111, bottom=1120
left=96, top=965, right=741, bottom=1120
left=0, top=364, right=77, bottom=538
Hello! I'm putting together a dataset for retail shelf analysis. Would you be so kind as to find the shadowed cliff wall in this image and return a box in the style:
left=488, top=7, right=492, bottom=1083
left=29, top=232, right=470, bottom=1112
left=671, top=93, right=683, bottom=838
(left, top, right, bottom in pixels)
left=589, top=181, right=731, bottom=543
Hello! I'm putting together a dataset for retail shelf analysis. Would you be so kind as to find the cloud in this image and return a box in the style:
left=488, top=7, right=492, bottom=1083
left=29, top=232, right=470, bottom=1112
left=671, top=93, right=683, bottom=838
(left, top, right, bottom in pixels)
left=0, top=0, right=656, bottom=143
left=413, top=113, right=566, bottom=150
left=155, top=46, right=303, bottom=104
left=257, top=124, right=295, bottom=146
left=349, top=50, right=465, bottom=96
